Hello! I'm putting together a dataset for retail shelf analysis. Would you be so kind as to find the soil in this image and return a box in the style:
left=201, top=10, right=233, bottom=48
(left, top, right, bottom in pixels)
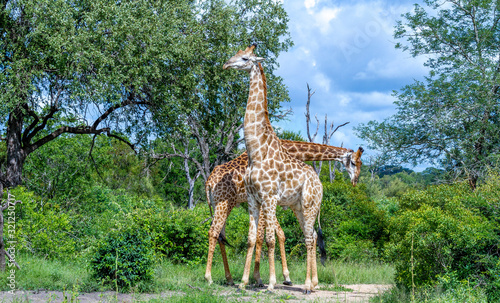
left=0, top=284, right=392, bottom=302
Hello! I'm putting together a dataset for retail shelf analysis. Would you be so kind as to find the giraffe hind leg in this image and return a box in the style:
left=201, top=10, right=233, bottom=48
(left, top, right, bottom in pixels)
left=218, top=226, right=234, bottom=285
left=205, top=199, right=233, bottom=284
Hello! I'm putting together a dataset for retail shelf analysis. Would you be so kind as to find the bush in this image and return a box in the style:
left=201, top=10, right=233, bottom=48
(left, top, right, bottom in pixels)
left=386, top=177, right=500, bottom=301
left=320, top=173, right=388, bottom=262
left=9, top=187, right=76, bottom=259
left=131, top=204, right=211, bottom=265
left=90, top=228, right=154, bottom=289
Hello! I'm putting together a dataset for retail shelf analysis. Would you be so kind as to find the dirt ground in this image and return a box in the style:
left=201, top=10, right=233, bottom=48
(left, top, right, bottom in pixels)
left=1, top=284, right=391, bottom=302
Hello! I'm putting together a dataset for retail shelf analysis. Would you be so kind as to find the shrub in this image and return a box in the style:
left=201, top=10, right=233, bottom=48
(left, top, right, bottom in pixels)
left=386, top=178, right=500, bottom=301
left=10, top=187, right=76, bottom=259
left=320, top=173, right=388, bottom=261
left=131, top=204, right=211, bottom=265
left=90, top=228, right=154, bottom=289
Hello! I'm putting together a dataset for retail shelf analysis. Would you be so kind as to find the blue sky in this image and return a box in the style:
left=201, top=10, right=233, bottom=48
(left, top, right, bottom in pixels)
left=274, top=0, right=429, bottom=170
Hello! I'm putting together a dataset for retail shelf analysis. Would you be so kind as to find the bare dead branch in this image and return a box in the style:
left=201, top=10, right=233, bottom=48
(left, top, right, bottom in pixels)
left=4, top=250, right=20, bottom=270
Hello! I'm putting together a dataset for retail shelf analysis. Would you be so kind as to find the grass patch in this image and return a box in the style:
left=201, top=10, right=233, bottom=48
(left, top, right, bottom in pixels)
left=370, top=283, right=488, bottom=303
left=0, top=254, right=99, bottom=292
left=1, top=253, right=394, bottom=295
left=160, top=254, right=394, bottom=287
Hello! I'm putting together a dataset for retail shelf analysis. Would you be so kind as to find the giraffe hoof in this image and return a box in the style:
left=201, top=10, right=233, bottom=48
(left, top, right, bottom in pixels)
left=265, top=290, right=274, bottom=294
left=256, top=283, right=264, bottom=288
left=226, top=280, right=235, bottom=286
left=283, top=280, right=293, bottom=286
left=303, top=290, right=312, bottom=295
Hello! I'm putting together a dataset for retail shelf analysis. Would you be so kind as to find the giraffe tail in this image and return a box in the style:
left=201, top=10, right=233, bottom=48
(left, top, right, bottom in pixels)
left=205, top=182, right=214, bottom=218
left=317, top=211, right=327, bottom=266
left=217, top=227, right=233, bottom=248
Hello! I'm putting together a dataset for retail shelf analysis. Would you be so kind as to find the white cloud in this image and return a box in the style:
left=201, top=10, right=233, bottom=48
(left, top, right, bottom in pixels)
left=304, top=0, right=316, bottom=10
left=315, top=7, right=342, bottom=34
left=354, top=55, right=428, bottom=80
left=312, top=72, right=331, bottom=92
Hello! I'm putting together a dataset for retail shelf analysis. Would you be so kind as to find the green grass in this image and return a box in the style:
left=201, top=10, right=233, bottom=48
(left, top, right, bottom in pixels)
left=160, top=253, right=395, bottom=288
left=1, top=253, right=394, bottom=295
left=370, top=283, right=488, bottom=303
left=0, top=254, right=99, bottom=292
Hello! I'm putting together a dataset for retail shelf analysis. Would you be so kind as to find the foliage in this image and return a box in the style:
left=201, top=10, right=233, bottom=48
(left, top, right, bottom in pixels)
left=131, top=204, right=211, bottom=265
left=9, top=187, right=76, bottom=259
left=90, top=228, right=154, bottom=290
left=320, top=173, right=388, bottom=262
left=355, top=0, right=500, bottom=187
left=385, top=174, right=500, bottom=301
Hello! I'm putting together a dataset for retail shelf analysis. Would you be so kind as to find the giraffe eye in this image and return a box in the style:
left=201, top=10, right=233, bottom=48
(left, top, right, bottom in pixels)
left=242, top=57, right=249, bottom=61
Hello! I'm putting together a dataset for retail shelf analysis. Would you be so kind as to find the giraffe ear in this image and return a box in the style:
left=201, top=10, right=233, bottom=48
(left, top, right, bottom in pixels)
left=352, top=147, right=364, bottom=161
left=253, top=56, right=265, bottom=63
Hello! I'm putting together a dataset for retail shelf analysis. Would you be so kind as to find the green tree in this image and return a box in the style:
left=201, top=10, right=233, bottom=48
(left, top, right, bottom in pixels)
left=355, top=0, right=500, bottom=188
left=0, top=0, right=198, bottom=192
left=153, top=0, right=292, bottom=186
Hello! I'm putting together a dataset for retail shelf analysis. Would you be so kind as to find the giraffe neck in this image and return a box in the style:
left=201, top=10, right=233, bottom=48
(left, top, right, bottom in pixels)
left=244, top=63, right=279, bottom=163
left=281, top=140, right=353, bottom=162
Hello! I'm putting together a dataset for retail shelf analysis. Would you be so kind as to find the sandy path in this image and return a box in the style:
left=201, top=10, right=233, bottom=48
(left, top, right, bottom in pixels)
left=0, top=284, right=392, bottom=302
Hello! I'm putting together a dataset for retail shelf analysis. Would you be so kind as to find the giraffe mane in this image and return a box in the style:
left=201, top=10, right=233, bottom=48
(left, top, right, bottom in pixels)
left=258, top=63, right=267, bottom=103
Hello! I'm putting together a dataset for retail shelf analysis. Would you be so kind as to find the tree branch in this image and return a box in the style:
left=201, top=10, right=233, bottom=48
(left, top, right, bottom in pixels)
left=26, top=126, right=110, bottom=155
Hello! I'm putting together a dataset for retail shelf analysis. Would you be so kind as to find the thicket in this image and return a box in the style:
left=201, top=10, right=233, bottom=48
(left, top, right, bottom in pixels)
left=385, top=172, right=500, bottom=301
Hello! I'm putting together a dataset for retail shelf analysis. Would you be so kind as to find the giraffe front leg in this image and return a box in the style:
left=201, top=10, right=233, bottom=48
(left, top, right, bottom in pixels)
left=252, top=208, right=266, bottom=287
left=264, top=203, right=277, bottom=292
left=240, top=203, right=259, bottom=290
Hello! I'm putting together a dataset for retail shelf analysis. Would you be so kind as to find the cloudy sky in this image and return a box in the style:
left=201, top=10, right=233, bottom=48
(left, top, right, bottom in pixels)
left=273, top=0, right=429, bottom=169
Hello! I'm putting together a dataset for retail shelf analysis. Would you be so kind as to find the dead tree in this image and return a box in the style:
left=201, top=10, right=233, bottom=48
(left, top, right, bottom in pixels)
left=305, top=83, right=349, bottom=181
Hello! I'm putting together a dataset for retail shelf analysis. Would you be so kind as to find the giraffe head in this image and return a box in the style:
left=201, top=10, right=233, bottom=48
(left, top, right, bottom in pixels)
left=344, top=147, right=364, bottom=186
left=223, top=43, right=265, bottom=72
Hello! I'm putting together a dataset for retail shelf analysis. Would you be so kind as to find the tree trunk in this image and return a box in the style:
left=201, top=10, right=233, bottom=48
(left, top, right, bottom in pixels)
left=328, top=161, right=336, bottom=183
left=0, top=207, right=4, bottom=271
left=5, top=109, right=27, bottom=188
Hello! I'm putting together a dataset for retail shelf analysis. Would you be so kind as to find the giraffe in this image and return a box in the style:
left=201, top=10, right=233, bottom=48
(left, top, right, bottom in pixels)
left=223, top=44, right=326, bottom=293
left=204, top=142, right=364, bottom=286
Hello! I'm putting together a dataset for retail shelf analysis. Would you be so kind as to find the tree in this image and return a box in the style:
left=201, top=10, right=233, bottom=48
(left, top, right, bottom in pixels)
left=305, top=84, right=349, bottom=180
left=152, top=0, right=293, bottom=189
left=355, top=0, right=500, bottom=188
left=0, top=0, right=201, bottom=195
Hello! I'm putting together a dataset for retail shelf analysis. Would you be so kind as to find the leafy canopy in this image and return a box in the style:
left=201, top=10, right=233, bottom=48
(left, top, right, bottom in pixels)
left=355, top=0, right=500, bottom=186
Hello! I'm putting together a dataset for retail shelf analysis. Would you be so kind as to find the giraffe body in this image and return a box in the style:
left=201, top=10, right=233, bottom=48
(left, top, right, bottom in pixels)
left=223, top=45, right=330, bottom=292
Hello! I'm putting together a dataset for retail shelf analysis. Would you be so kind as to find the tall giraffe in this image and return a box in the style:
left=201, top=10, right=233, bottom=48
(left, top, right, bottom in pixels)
left=224, top=44, right=325, bottom=293
left=204, top=142, right=364, bottom=286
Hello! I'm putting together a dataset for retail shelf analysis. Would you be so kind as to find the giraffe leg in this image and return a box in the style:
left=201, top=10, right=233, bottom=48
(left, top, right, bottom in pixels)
left=276, top=219, right=292, bottom=285
left=252, top=208, right=266, bottom=287
left=219, top=226, right=234, bottom=285
left=205, top=200, right=231, bottom=284
left=291, top=204, right=314, bottom=294
left=240, top=200, right=260, bottom=289
left=311, top=230, right=319, bottom=289
left=264, top=199, right=277, bottom=291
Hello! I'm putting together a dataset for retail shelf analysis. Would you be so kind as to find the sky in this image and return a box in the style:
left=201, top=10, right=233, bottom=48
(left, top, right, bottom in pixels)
left=273, top=0, right=429, bottom=170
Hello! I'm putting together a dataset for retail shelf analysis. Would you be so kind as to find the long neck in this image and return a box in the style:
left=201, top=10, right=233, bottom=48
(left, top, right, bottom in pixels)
left=244, top=63, right=279, bottom=163
left=281, top=140, right=352, bottom=162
